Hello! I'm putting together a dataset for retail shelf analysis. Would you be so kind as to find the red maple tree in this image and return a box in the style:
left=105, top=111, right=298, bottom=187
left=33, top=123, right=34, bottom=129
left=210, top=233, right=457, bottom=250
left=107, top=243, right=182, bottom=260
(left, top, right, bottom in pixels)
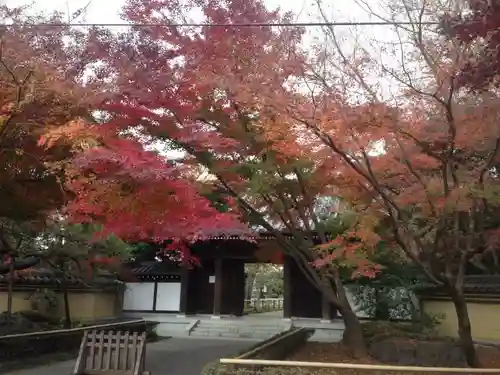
left=443, top=0, right=500, bottom=88
left=0, top=5, right=251, bottom=270
left=274, top=0, right=500, bottom=366
left=75, top=0, right=373, bottom=356
left=0, top=6, right=115, bottom=316
left=65, top=134, right=250, bottom=245
left=0, top=7, right=95, bottom=223
left=39, top=0, right=500, bottom=362
left=0, top=6, right=249, bottom=248
left=75, top=0, right=500, bottom=364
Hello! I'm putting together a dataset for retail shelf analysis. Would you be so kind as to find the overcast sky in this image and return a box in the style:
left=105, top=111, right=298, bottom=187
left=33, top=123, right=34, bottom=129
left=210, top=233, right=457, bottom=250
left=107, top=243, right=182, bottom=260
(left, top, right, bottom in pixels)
left=4, top=0, right=368, bottom=23
left=3, top=0, right=399, bottom=77
left=2, top=0, right=392, bottom=46
left=2, top=0, right=400, bottom=159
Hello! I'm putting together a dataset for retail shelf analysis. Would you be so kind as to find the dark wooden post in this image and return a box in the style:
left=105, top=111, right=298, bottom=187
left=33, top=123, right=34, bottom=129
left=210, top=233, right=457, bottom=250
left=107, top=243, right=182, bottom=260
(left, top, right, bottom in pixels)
left=283, top=256, right=292, bottom=319
left=178, top=263, right=190, bottom=316
left=152, top=282, right=158, bottom=312
left=212, top=257, right=223, bottom=318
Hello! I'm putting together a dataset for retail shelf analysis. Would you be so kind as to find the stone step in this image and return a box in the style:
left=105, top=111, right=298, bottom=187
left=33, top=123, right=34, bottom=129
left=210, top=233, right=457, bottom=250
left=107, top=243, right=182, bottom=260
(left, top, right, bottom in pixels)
left=198, top=320, right=287, bottom=327
left=193, top=331, right=282, bottom=337
left=197, top=325, right=287, bottom=331
left=190, top=322, right=284, bottom=339
left=292, top=321, right=345, bottom=330
left=193, top=326, right=283, bottom=333
left=190, top=319, right=345, bottom=341
left=196, top=325, right=286, bottom=331
left=196, top=328, right=286, bottom=333
left=195, top=326, right=277, bottom=331
left=191, top=330, right=275, bottom=335
left=196, top=330, right=284, bottom=336
left=189, top=330, right=276, bottom=339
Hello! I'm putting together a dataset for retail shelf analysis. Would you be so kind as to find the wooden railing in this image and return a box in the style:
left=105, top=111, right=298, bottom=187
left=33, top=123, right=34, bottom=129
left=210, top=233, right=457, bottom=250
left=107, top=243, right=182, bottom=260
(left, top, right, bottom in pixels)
left=0, top=319, right=158, bottom=363
left=218, top=358, right=500, bottom=373
left=244, top=298, right=284, bottom=312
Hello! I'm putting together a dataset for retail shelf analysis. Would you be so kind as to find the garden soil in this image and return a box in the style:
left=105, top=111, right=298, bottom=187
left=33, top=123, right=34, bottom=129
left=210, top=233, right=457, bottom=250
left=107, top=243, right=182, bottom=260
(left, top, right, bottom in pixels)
left=287, top=342, right=500, bottom=375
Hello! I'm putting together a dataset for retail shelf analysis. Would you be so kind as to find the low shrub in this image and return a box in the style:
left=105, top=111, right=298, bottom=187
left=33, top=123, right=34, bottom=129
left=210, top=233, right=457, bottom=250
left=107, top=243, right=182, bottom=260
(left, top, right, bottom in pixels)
left=0, top=311, right=60, bottom=336
left=146, top=323, right=159, bottom=341
left=361, top=320, right=443, bottom=344
left=0, top=319, right=158, bottom=362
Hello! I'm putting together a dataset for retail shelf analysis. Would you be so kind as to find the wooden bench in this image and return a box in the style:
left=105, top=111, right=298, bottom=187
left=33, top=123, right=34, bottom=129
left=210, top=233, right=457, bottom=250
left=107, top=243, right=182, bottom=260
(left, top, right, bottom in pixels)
left=72, top=330, right=150, bottom=375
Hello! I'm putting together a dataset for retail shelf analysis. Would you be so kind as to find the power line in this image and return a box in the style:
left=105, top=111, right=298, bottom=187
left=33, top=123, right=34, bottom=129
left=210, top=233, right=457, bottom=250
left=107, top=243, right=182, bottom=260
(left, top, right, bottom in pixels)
left=0, top=21, right=441, bottom=28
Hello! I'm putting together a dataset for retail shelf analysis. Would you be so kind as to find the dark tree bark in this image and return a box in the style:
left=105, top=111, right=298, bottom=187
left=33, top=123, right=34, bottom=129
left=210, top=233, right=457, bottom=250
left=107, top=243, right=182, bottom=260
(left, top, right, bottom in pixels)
left=449, top=286, right=479, bottom=367
left=340, top=304, right=367, bottom=358
left=62, top=283, right=71, bottom=328
left=331, top=272, right=368, bottom=358
left=6, top=261, right=14, bottom=316
left=56, top=266, right=72, bottom=328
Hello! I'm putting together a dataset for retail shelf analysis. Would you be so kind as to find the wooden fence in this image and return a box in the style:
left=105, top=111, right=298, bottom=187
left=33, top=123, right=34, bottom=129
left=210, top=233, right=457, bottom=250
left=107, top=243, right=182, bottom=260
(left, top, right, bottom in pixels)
left=244, top=298, right=284, bottom=312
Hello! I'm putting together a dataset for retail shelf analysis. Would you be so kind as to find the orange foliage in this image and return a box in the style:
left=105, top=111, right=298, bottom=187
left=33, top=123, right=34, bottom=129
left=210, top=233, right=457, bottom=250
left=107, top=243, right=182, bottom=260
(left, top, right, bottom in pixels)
left=0, top=7, right=102, bottom=223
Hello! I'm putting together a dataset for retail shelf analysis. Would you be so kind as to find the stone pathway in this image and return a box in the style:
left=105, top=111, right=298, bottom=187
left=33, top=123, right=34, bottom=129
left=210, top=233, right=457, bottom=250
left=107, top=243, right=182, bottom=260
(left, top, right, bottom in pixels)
left=3, top=338, right=256, bottom=375
left=247, top=310, right=284, bottom=318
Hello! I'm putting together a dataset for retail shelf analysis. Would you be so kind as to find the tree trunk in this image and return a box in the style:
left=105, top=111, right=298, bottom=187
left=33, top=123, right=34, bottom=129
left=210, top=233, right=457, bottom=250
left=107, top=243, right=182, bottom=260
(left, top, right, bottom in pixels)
left=339, top=303, right=368, bottom=358
left=332, top=274, right=368, bottom=358
left=62, top=280, right=72, bottom=328
left=6, top=261, right=14, bottom=316
left=449, top=288, right=480, bottom=367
